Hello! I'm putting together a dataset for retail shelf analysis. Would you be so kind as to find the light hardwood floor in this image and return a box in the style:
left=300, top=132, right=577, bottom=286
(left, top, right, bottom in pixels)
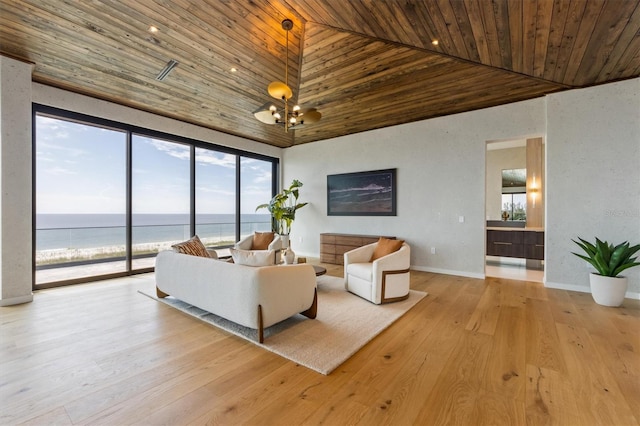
left=1, top=266, right=639, bottom=425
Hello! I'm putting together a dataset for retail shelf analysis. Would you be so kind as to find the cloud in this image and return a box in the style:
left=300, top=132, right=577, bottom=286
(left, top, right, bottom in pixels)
left=252, top=170, right=272, bottom=183
left=195, top=150, right=236, bottom=168
left=45, top=166, right=76, bottom=176
left=196, top=185, right=235, bottom=196
left=147, top=139, right=190, bottom=160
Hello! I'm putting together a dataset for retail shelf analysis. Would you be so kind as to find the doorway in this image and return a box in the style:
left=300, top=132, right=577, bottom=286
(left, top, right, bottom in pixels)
left=485, top=138, right=545, bottom=283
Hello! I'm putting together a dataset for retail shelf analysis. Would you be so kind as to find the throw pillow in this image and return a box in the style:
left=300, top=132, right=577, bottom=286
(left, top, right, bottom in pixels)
left=370, top=237, right=404, bottom=261
left=171, top=235, right=211, bottom=258
left=252, top=231, right=275, bottom=250
left=230, top=248, right=275, bottom=266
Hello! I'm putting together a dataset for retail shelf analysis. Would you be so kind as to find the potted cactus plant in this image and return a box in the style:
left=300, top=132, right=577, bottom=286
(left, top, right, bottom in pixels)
left=572, top=237, right=640, bottom=306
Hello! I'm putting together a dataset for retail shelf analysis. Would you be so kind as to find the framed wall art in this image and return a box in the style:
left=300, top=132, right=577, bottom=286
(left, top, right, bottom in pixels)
left=327, top=168, right=397, bottom=216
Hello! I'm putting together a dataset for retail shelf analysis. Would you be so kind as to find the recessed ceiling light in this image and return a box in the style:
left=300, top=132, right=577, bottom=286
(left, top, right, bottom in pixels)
left=149, top=25, right=159, bottom=33
left=432, top=39, right=439, bottom=46
left=230, top=67, right=237, bottom=73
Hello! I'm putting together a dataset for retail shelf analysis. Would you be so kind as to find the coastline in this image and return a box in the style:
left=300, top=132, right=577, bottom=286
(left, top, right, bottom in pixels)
left=36, top=235, right=234, bottom=265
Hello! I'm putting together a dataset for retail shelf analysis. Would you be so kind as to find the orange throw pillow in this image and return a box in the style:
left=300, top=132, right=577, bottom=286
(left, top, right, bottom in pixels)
left=252, top=232, right=275, bottom=250
left=370, top=237, right=404, bottom=261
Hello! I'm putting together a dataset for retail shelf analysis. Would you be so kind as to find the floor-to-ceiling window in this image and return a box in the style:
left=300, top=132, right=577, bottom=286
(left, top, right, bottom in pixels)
left=34, top=115, right=127, bottom=284
left=33, top=106, right=278, bottom=288
left=239, top=157, right=274, bottom=239
left=131, top=135, right=192, bottom=270
left=195, top=148, right=237, bottom=246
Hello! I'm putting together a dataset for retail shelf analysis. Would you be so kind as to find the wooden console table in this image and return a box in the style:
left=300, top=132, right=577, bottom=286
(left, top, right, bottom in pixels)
left=320, top=233, right=395, bottom=265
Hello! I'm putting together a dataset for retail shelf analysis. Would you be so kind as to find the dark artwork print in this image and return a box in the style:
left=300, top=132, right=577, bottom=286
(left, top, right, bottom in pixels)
left=327, top=169, right=396, bottom=216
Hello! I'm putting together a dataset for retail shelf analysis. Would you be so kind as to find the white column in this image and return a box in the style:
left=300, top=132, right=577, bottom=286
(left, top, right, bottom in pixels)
left=0, top=55, right=34, bottom=306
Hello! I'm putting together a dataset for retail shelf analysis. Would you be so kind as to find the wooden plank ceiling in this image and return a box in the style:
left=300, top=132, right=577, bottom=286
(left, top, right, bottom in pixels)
left=1, top=0, right=638, bottom=148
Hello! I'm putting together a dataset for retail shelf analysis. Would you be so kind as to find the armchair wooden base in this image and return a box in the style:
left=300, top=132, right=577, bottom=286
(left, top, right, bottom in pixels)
left=380, top=268, right=411, bottom=304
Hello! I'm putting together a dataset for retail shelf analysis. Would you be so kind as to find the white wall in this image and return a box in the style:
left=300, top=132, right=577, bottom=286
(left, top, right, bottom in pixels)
left=285, top=78, right=640, bottom=297
left=0, top=56, right=34, bottom=306
left=285, top=97, right=546, bottom=278
left=546, top=79, right=640, bottom=295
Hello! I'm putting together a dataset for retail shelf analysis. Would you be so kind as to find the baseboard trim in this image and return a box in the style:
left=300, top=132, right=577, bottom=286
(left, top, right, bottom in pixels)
left=411, top=266, right=485, bottom=280
left=544, top=281, right=640, bottom=300
left=0, top=293, right=34, bottom=306
left=543, top=281, right=590, bottom=293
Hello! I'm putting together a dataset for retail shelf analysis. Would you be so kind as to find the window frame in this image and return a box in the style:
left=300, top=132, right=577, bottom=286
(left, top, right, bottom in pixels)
left=32, top=104, right=279, bottom=289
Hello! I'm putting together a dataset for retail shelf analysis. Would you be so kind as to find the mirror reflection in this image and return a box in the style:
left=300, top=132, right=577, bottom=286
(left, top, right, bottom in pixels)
left=501, top=168, right=526, bottom=221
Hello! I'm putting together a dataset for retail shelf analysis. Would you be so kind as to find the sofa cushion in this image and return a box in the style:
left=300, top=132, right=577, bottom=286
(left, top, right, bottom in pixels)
left=370, top=237, right=404, bottom=261
left=230, top=248, right=275, bottom=266
left=252, top=231, right=275, bottom=250
left=171, top=235, right=211, bottom=258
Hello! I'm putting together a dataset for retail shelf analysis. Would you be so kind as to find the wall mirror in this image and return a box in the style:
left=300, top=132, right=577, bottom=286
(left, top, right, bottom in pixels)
left=501, top=168, right=526, bottom=221
left=501, top=168, right=526, bottom=193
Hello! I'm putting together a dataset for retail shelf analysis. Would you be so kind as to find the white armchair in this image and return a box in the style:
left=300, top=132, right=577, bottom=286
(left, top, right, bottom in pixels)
left=344, top=241, right=410, bottom=304
left=235, top=232, right=283, bottom=263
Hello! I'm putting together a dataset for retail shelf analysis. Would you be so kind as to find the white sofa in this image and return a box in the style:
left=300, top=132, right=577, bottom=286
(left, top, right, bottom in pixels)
left=155, top=250, right=317, bottom=342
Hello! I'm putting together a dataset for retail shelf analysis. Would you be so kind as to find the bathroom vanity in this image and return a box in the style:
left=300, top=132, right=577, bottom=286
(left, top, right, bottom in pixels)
left=486, top=226, right=544, bottom=260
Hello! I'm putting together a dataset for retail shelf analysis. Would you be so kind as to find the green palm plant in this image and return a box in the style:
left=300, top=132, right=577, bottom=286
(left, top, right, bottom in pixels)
left=572, top=237, right=640, bottom=277
left=256, top=179, right=308, bottom=235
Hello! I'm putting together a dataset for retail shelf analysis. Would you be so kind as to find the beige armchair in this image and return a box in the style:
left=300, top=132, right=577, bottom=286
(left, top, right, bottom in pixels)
left=344, top=241, right=410, bottom=304
left=234, top=232, right=283, bottom=263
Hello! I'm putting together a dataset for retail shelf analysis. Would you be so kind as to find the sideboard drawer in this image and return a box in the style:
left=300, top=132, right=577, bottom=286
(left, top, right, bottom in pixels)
left=320, top=233, right=395, bottom=265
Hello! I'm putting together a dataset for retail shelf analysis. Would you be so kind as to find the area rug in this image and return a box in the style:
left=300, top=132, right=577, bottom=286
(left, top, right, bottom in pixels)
left=139, top=275, right=426, bottom=375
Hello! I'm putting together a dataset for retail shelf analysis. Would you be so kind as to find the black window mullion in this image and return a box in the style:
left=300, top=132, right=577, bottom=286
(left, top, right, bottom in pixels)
left=126, top=132, right=132, bottom=272
left=190, top=146, right=196, bottom=238
left=235, top=155, right=241, bottom=242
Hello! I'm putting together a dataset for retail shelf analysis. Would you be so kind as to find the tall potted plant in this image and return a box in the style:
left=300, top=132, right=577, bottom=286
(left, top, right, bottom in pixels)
left=572, top=237, right=640, bottom=307
left=256, top=179, right=308, bottom=248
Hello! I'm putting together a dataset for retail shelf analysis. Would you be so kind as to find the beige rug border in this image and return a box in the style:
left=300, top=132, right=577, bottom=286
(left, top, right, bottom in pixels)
left=140, top=275, right=426, bottom=375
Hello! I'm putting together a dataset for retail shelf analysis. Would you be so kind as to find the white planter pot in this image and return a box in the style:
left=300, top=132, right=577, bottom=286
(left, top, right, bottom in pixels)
left=283, top=248, right=295, bottom=264
left=589, top=273, right=628, bottom=307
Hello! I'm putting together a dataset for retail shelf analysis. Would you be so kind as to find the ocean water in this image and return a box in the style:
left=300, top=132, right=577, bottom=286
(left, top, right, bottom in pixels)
left=36, top=214, right=271, bottom=250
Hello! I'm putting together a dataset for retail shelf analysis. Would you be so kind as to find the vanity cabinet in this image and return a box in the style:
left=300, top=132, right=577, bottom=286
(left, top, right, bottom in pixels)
left=486, top=229, right=544, bottom=260
left=487, top=230, right=524, bottom=257
left=523, top=231, right=545, bottom=260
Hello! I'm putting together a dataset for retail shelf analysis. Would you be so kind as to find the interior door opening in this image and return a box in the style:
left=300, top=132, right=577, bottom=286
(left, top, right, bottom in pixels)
left=485, top=138, right=545, bottom=283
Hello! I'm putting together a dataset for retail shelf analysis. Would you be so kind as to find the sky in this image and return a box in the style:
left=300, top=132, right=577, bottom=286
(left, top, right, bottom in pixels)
left=35, top=115, right=273, bottom=215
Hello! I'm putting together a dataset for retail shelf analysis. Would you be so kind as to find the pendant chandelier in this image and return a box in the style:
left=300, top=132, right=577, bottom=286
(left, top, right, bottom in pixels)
left=253, top=19, right=321, bottom=132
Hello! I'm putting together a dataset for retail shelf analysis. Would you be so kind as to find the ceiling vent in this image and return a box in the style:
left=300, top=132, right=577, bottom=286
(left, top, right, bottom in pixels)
left=156, top=59, right=178, bottom=81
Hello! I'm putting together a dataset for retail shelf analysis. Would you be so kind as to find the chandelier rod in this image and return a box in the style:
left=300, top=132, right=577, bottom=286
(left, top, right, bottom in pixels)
left=283, top=21, right=292, bottom=131
left=285, top=22, right=289, bottom=92
left=253, top=19, right=321, bottom=131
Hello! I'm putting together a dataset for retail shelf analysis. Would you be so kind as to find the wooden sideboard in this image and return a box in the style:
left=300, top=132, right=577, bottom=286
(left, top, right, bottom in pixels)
left=320, top=233, right=395, bottom=265
left=486, top=228, right=544, bottom=260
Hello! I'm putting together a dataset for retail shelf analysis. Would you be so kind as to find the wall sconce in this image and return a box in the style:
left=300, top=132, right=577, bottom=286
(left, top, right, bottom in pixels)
left=530, top=187, right=538, bottom=207
left=530, top=174, right=538, bottom=207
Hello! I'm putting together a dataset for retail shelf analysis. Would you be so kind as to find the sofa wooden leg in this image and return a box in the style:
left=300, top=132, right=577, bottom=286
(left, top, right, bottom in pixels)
left=257, top=304, right=264, bottom=343
left=156, top=287, right=169, bottom=298
left=300, top=289, right=318, bottom=319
